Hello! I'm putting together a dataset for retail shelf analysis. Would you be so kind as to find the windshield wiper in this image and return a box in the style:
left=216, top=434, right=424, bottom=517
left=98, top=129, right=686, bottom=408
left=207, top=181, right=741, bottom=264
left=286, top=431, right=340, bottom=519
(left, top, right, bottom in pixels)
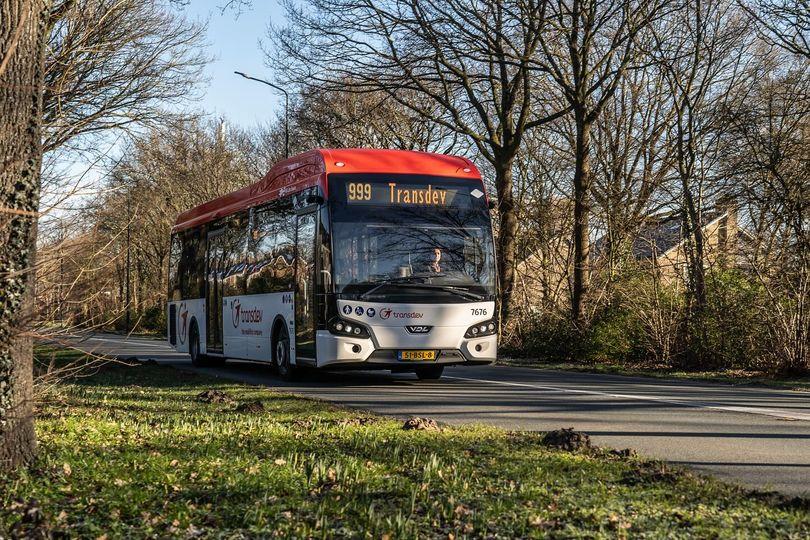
left=359, top=279, right=485, bottom=301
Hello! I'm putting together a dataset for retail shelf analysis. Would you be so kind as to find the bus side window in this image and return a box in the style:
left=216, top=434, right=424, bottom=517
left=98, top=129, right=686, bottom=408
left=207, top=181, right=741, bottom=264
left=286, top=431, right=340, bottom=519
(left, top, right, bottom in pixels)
left=247, top=201, right=295, bottom=294
left=168, top=234, right=182, bottom=302
left=178, top=226, right=205, bottom=300
left=222, top=213, right=248, bottom=297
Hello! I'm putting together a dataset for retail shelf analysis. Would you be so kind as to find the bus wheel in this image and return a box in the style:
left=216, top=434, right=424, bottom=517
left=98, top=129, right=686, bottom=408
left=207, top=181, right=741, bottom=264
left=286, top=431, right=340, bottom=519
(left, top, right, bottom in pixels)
left=415, top=366, right=444, bottom=380
left=189, top=322, right=223, bottom=367
left=274, top=330, right=296, bottom=380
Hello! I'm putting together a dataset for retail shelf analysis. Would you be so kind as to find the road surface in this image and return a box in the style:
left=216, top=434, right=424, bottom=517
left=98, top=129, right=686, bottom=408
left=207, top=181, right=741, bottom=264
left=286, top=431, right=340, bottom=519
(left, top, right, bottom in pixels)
left=67, top=333, right=810, bottom=497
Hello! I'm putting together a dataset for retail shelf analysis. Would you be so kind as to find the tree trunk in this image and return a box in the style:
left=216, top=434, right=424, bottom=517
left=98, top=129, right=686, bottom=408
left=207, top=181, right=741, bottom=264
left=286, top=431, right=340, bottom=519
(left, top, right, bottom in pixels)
left=571, top=111, right=592, bottom=325
left=494, top=158, right=517, bottom=323
left=0, top=0, right=50, bottom=471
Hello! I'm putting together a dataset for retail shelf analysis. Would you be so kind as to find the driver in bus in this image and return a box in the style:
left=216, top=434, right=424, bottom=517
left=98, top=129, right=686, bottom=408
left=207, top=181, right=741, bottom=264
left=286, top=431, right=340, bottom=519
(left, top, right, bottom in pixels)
left=428, top=247, right=442, bottom=273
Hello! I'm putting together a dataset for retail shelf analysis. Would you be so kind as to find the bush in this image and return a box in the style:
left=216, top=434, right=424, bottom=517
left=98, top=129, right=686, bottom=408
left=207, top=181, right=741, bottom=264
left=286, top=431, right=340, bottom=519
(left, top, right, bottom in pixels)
left=138, top=304, right=166, bottom=333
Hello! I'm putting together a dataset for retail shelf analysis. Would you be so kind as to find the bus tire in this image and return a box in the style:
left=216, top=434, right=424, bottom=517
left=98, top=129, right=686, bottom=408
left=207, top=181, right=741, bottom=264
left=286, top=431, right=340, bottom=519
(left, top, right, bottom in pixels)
left=415, top=366, right=444, bottom=380
left=273, top=328, right=297, bottom=380
left=189, top=321, right=224, bottom=367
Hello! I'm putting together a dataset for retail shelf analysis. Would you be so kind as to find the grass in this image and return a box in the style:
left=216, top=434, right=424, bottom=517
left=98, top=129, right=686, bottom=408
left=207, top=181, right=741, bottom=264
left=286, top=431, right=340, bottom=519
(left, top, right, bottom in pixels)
left=1, top=348, right=808, bottom=538
left=498, top=357, right=810, bottom=392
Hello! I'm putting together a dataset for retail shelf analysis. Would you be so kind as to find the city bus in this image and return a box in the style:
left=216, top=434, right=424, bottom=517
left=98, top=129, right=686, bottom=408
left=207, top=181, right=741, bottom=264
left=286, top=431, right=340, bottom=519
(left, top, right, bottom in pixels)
left=166, top=148, right=498, bottom=380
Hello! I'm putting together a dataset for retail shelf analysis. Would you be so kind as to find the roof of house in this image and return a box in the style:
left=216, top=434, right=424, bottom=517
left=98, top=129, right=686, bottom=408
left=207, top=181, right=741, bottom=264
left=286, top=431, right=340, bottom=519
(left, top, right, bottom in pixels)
left=594, top=209, right=727, bottom=259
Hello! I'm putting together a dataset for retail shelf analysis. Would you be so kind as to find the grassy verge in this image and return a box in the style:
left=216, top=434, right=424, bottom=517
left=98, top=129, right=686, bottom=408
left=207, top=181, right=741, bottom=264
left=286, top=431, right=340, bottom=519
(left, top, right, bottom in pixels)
left=498, top=357, right=810, bottom=392
left=2, top=348, right=807, bottom=538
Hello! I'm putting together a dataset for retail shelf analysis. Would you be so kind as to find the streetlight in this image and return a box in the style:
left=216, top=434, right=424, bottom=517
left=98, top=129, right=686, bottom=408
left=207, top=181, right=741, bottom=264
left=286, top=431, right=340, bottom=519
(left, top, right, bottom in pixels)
left=234, top=71, right=289, bottom=158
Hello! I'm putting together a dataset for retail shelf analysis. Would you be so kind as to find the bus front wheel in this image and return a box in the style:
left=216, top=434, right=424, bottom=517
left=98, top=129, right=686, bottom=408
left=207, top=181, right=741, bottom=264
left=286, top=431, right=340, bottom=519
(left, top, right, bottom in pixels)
left=189, top=322, right=223, bottom=367
left=415, top=366, right=444, bottom=380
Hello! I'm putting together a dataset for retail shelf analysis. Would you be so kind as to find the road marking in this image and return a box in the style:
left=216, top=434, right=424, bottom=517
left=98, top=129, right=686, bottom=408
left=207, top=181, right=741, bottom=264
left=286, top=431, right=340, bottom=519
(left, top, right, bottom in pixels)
left=444, top=376, right=810, bottom=422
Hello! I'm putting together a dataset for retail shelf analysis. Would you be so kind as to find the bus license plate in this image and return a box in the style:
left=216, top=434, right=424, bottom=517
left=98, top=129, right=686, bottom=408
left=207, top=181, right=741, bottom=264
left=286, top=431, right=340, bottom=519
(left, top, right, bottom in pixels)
left=398, top=350, right=436, bottom=361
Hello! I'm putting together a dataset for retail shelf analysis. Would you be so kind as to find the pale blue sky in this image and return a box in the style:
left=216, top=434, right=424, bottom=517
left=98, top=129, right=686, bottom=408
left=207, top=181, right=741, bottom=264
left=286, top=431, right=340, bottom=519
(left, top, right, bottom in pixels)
left=180, top=1, right=287, bottom=128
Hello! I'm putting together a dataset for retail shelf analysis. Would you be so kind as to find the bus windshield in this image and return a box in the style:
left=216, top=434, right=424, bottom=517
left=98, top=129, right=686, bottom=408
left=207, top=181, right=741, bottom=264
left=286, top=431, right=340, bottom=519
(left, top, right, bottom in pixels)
left=329, top=174, right=496, bottom=302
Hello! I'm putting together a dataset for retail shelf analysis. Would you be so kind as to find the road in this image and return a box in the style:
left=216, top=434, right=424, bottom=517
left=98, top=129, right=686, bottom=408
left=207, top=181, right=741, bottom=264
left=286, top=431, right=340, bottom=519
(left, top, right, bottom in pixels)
left=69, top=333, right=810, bottom=497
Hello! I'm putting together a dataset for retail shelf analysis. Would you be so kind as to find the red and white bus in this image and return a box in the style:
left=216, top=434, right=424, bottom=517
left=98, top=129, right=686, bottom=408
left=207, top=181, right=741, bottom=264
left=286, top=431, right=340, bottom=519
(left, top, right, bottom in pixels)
left=167, top=148, right=497, bottom=380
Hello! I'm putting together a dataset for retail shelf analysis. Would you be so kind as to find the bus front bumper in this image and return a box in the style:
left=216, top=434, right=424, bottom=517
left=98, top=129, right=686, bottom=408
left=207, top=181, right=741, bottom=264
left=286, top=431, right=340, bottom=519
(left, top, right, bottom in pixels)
left=314, top=330, right=497, bottom=368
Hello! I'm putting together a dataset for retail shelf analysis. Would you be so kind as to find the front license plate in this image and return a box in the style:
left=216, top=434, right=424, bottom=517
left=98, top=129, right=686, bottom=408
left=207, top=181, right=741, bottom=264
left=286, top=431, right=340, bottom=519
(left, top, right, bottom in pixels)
left=398, top=350, right=436, bottom=361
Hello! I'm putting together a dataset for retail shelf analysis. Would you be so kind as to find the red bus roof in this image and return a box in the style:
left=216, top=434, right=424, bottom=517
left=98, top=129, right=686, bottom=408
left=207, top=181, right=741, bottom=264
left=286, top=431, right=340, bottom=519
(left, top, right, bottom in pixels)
left=172, top=148, right=482, bottom=233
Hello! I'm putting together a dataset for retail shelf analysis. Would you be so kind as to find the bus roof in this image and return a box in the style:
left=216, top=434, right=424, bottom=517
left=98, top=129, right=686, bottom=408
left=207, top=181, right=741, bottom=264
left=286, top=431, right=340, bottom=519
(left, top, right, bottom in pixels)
left=172, top=148, right=482, bottom=233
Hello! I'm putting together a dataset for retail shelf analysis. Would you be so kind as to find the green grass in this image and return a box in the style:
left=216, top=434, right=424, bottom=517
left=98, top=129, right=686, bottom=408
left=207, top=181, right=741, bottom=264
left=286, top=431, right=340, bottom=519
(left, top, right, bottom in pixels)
left=498, top=357, right=810, bottom=392
left=2, top=349, right=808, bottom=538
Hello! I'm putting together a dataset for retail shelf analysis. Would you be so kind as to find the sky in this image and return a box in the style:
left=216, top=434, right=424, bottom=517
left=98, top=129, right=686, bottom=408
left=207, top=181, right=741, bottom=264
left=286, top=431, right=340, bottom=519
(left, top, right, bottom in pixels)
left=180, top=1, right=288, bottom=128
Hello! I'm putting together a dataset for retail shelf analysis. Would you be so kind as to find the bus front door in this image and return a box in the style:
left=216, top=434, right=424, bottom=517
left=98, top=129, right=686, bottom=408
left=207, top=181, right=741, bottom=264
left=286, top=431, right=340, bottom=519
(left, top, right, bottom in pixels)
left=206, top=227, right=225, bottom=354
left=294, top=211, right=316, bottom=361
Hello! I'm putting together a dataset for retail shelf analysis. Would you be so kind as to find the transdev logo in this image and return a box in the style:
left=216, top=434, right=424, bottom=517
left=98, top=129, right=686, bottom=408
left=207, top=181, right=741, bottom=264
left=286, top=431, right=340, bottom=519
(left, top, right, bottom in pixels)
left=178, top=302, right=188, bottom=344
left=231, top=299, right=241, bottom=328
left=380, top=308, right=423, bottom=320
left=231, top=299, right=263, bottom=328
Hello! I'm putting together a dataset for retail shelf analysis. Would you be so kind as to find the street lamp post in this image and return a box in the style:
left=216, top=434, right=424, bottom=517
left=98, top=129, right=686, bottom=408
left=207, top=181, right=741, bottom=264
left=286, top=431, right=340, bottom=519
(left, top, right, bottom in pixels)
left=234, top=71, right=289, bottom=158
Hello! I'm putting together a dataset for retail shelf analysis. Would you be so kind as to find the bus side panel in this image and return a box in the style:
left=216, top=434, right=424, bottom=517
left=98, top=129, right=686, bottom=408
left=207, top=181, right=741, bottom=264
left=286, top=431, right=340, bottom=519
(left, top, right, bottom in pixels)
left=168, top=298, right=206, bottom=354
left=222, top=291, right=294, bottom=362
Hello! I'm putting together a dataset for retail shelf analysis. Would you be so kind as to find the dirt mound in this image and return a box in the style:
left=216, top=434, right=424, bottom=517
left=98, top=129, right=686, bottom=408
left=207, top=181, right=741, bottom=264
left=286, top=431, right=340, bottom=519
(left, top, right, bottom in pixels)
left=541, top=427, right=592, bottom=452
left=196, top=390, right=233, bottom=404
left=402, top=417, right=440, bottom=431
left=8, top=499, right=51, bottom=539
left=235, top=400, right=265, bottom=413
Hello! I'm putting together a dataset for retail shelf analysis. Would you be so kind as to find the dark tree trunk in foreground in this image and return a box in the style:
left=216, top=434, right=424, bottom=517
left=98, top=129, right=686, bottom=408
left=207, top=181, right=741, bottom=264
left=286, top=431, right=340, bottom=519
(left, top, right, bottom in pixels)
left=0, top=0, right=51, bottom=470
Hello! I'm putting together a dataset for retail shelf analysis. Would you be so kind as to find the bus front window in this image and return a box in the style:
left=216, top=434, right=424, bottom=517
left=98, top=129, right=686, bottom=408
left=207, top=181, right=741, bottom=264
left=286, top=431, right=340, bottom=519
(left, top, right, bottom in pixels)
left=329, top=174, right=496, bottom=302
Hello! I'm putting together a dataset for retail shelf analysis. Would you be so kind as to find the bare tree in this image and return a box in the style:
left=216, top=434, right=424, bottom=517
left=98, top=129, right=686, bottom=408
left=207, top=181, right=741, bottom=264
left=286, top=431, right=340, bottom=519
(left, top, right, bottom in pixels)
left=739, top=0, right=810, bottom=58
left=535, top=0, right=670, bottom=324
left=653, top=0, right=753, bottom=362
left=723, top=58, right=809, bottom=371
left=43, top=0, right=208, bottom=154
left=267, top=0, right=571, bottom=321
left=294, top=86, right=463, bottom=153
left=0, top=0, right=52, bottom=470
left=590, top=63, right=675, bottom=281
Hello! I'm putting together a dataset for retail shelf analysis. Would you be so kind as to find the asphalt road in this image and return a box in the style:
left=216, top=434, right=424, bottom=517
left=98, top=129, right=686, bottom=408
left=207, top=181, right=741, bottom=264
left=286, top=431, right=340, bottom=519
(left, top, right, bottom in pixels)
left=67, top=333, right=810, bottom=497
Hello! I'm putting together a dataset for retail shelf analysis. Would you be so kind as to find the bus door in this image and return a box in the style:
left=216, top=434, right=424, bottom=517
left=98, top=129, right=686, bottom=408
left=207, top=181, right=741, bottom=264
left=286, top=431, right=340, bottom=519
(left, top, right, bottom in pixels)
left=294, top=211, right=317, bottom=360
left=206, top=227, right=226, bottom=354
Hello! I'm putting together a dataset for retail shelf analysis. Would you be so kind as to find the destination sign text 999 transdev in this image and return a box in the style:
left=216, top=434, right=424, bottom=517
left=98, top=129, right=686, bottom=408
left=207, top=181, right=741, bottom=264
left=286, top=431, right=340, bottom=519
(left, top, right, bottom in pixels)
left=346, top=181, right=454, bottom=206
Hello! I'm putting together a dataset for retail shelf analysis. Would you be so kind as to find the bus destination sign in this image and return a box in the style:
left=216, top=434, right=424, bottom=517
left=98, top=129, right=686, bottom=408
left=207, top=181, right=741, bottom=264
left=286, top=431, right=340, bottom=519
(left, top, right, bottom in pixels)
left=346, top=182, right=459, bottom=206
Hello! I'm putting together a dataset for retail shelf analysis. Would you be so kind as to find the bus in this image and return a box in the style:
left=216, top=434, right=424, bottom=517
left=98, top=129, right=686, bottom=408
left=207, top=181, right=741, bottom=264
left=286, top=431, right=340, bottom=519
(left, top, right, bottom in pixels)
left=166, top=148, right=498, bottom=380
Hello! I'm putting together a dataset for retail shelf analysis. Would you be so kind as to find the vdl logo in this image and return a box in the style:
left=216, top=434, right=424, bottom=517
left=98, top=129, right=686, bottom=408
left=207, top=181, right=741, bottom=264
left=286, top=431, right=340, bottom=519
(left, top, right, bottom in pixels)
left=342, top=304, right=352, bottom=315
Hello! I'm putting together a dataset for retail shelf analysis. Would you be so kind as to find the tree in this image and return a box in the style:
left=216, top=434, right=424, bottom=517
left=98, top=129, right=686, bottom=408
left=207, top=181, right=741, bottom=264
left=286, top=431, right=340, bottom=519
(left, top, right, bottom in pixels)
left=535, top=0, right=669, bottom=324
left=43, top=0, right=207, bottom=154
left=0, top=0, right=52, bottom=470
left=653, top=0, right=753, bottom=363
left=722, top=58, right=809, bottom=372
left=267, top=0, right=570, bottom=321
left=739, top=0, right=810, bottom=58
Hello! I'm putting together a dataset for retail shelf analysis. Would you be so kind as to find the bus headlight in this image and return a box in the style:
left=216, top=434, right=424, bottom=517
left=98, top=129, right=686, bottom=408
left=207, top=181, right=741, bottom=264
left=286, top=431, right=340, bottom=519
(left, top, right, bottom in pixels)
left=329, top=318, right=370, bottom=338
left=465, top=319, right=497, bottom=338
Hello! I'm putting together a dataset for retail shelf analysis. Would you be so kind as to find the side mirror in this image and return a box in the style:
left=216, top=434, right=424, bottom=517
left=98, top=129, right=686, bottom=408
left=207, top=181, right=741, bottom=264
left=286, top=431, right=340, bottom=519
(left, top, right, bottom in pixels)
left=306, top=194, right=325, bottom=205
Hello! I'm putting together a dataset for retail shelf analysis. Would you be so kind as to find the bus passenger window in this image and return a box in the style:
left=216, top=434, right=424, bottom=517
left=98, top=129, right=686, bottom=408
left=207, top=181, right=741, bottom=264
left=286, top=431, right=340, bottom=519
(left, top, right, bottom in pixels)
left=247, top=202, right=295, bottom=294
